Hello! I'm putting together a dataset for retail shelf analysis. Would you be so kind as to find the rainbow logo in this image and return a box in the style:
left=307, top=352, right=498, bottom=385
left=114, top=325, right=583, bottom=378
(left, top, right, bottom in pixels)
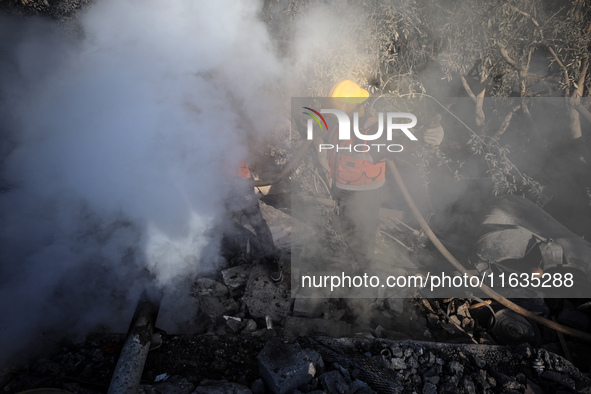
left=302, top=107, right=328, bottom=131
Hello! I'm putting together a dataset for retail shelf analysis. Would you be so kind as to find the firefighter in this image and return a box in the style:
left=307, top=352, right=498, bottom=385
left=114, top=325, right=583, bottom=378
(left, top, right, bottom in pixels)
left=228, top=160, right=282, bottom=283
left=326, top=80, right=386, bottom=271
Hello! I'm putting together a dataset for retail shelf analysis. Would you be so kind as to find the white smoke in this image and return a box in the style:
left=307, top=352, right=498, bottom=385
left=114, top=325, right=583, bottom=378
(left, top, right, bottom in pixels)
left=0, top=0, right=280, bottom=362
left=283, top=2, right=373, bottom=96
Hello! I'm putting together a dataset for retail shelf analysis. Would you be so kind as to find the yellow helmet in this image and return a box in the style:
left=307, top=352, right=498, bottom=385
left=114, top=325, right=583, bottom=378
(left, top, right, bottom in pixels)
left=329, top=80, right=369, bottom=113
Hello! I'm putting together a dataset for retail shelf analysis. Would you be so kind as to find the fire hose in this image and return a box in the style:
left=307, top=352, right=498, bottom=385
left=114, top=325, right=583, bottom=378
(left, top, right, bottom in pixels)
left=245, top=137, right=591, bottom=341
left=386, top=159, right=591, bottom=343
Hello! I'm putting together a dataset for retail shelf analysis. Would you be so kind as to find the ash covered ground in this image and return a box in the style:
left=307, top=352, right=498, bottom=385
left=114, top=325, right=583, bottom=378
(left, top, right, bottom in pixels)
left=2, top=185, right=591, bottom=393
left=2, top=0, right=591, bottom=393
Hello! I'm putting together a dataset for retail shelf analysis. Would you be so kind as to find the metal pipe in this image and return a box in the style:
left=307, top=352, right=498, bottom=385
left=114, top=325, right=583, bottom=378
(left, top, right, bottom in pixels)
left=108, top=289, right=162, bottom=394
left=386, top=158, right=591, bottom=342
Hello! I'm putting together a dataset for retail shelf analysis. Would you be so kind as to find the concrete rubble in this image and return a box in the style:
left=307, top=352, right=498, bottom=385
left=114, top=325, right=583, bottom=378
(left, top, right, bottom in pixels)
left=242, top=263, right=293, bottom=323
left=222, top=265, right=251, bottom=297
left=257, top=341, right=323, bottom=394
left=2, top=326, right=590, bottom=394
left=4, top=0, right=591, bottom=391
left=3, top=201, right=591, bottom=393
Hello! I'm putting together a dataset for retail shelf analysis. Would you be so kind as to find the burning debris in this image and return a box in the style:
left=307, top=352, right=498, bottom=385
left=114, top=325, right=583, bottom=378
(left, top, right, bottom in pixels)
left=3, top=189, right=591, bottom=392
left=2, top=0, right=591, bottom=393
left=3, top=323, right=591, bottom=393
left=3, top=154, right=591, bottom=392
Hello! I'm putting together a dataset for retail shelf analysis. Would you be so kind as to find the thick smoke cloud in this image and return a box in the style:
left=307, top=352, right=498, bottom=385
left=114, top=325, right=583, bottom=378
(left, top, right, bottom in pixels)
left=283, top=3, right=372, bottom=96
left=0, top=0, right=280, bottom=363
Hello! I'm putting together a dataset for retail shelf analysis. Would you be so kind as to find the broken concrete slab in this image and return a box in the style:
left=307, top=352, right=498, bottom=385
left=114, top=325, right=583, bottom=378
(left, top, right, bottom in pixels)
left=222, top=316, right=258, bottom=334
left=221, top=265, right=251, bottom=297
left=196, top=295, right=239, bottom=320
left=193, top=278, right=229, bottom=298
left=224, top=316, right=245, bottom=333
left=236, top=200, right=296, bottom=248
left=258, top=201, right=293, bottom=247
left=257, top=341, right=323, bottom=394
left=242, top=263, right=292, bottom=322
left=7, top=329, right=591, bottom=394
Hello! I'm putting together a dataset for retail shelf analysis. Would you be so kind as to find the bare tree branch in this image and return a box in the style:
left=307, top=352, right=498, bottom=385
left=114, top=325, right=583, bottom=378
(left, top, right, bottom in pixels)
left=547, top=46, right=571, bottom=96
left=494, top=103, right=521, bottom=138
left=512, top=5, right=571, bottom=96
left=574, top=56, right=589, bottom=98
left=572, top=102, right=591, bottom=125
left=460, top=75, right=477, bottom=102
left=499, top=46, right=524, bottom=72
left=499, top=45, right=529, bottom=96
left=513, top=8, right=540, bottom=28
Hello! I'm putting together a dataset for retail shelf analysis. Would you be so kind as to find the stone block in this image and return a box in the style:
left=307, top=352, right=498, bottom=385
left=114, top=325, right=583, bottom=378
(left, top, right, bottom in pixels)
left=193, top=278, right=228, bottom=297
left=221, top=265, right=251, bottom=297
left=257, top=341, right=323, bottom=394
left=243, top=263, right=292, bottom=322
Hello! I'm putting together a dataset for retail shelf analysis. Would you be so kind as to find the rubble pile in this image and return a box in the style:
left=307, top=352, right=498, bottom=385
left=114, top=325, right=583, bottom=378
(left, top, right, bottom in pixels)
left=3, top=332, right=591, bottom=393
left=2, top=253, right=591, bottom=394
left=2, top=200, right=591, bottom=393
left=2, top=0, right=591, bottom=393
